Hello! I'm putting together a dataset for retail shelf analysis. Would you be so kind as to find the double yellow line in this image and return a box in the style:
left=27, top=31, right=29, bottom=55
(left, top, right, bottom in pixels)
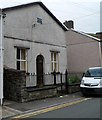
left=11, top=98, right=91, bottom=119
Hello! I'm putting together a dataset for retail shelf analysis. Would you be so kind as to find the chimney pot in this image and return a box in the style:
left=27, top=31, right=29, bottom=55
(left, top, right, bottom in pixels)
left=63, top=20, right=74, bottom=29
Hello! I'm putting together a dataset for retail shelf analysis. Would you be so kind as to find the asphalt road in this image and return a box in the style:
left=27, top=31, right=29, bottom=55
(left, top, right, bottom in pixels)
left=30, top=98, right=101, bottom=119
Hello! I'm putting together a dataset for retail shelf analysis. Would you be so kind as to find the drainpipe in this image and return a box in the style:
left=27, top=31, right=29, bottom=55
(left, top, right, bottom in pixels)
left=0, top=8, right=3, bottom=106
left=99, top=41, right=102, bottom=67
left=98, top=42, right=102, bottom=67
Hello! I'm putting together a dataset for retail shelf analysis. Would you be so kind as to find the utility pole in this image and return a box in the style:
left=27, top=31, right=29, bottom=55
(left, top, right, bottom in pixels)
left=0, top=8, right=3, bottom=106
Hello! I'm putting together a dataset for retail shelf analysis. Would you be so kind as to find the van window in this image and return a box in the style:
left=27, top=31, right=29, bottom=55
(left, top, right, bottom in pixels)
left=85, top=68, right=102, bottom=77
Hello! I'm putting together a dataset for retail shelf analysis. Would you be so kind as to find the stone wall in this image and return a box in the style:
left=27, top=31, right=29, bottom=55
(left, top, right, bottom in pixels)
left=68, top=84, right=80, bottom=94
left=4, top=68, right=26, bottom=102
left=24, top=86, right=57, bottom=102
left=4, top=68, right=57, bottom=102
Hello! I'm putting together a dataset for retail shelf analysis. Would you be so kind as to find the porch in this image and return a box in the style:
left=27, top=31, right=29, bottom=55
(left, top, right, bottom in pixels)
left=4, top=68, right=82, bottom=102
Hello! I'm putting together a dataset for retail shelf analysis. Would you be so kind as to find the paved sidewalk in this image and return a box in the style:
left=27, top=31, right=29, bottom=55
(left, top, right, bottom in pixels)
left=1, top=92, right=84, bottom=119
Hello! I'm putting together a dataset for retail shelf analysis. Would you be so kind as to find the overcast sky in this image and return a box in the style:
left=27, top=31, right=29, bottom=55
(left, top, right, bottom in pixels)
left=0, top=0, right=101, bottom=33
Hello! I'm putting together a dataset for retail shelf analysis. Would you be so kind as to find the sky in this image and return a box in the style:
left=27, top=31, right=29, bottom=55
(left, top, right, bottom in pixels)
left=0, top=0, right=101, bottom=33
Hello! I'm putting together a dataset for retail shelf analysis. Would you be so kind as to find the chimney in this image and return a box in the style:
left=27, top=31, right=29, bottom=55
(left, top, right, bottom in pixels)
left=63, top=20, right=74, bottom=29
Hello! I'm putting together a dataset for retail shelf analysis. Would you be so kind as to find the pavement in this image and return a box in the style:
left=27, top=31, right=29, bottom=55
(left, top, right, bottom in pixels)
left=1, top=92, right=85, bottom=119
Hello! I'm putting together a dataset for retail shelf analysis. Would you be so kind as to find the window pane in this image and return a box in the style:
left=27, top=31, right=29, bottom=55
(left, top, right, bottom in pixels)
left=51, top=62, right=53, bottom=71
left=54, top=53, right=56, bottom=61
left=51, top=53, right=53, bottom=61
left=16, top=48, right=27, bottom=71
left=21, top=49, right=26, bottom=60
left=54, top=63, right=57, bottom=71
left=21, top=61, right=26, bottom=70
left=51, top=52, right=59, bottom=72
left=17, top=48, right=20, bottom=59
left=17, top=61, right=20, bottom=70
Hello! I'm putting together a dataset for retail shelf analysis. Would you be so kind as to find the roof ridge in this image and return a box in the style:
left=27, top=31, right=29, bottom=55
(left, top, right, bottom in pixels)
left=69, top=29, right=100, bottom=42
left=2, top=1, right=42, bottom=10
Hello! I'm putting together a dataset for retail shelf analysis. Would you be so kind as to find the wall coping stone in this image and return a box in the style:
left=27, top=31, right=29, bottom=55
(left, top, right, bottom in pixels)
left=26, top=85, right=57, bottom=92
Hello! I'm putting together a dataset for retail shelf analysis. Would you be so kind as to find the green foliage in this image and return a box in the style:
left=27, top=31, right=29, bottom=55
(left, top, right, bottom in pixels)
left=68, top=75, right=80, bottom=84
left=88, top=33, right=97, bottom=38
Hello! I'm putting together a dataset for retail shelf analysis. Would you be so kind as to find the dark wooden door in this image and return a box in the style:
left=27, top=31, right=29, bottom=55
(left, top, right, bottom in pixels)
left=36, top=55, right=44, bottom=86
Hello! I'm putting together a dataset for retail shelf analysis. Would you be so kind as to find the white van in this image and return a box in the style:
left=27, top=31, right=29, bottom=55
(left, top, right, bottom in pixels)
left=80, top=67, right=102, bottom=95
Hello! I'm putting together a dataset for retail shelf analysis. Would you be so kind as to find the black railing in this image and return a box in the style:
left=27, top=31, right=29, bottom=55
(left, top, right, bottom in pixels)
left=26, top=71, right=83, bottom=94
left=51, top=70, right=83, bottom=94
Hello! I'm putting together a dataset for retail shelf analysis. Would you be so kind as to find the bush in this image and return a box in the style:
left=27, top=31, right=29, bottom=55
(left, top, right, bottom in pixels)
left=68, top=75, right=80, bottom=84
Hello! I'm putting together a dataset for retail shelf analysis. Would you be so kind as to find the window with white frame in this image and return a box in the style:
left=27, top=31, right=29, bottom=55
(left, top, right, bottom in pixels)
left=16, top=48, right=28, bottom=72
left=51, top=52, right=59, bottom=72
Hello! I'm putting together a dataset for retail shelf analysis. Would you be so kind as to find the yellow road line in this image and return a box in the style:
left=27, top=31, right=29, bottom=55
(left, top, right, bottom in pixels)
left=11, top=98, right=91, bottom=119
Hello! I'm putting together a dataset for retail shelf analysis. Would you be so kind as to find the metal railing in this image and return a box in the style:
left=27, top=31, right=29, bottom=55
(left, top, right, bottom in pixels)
left=26, top=73, right=66, bottom=87
left=26, top=74, right=37, bottom=87
left=26, top=71, right=83, bottom=94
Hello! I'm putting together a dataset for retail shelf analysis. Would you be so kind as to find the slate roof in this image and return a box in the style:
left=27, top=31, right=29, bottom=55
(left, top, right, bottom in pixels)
left=68, top=29, right=101, bottom=42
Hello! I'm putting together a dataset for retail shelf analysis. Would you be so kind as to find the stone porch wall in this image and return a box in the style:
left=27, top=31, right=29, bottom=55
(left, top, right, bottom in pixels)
left=4, top=68, right=57, bottom=102
left=4, top=68, right=26, bottom=102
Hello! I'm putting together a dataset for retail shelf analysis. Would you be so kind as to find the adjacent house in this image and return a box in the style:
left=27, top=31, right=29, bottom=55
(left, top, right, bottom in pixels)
left=66, top=28, right=101, bottom=73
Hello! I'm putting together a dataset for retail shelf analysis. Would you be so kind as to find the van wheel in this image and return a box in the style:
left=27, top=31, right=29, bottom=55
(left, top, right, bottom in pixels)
left=81, top=92, right=87, bottom=97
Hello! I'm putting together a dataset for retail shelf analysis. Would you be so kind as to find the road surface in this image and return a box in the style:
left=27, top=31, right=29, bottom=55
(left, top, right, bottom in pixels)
left=30, top=98, right=101, bottom=119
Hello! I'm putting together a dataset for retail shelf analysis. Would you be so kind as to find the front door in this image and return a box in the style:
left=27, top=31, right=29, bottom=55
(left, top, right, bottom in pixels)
left=36, top=55, right=44, bottom=86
